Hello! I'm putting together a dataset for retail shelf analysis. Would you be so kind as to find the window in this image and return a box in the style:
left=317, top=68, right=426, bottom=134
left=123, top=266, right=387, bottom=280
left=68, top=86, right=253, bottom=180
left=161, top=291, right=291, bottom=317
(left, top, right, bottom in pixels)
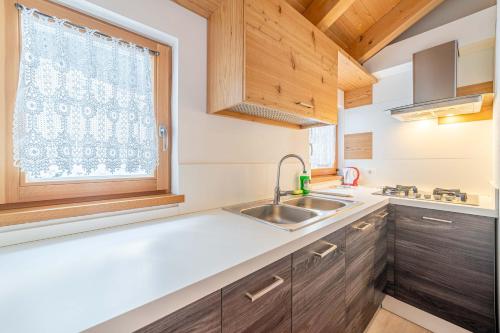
left=309, top=125, right=338, bottom=179
left=1, top=0, right=183, bottom=225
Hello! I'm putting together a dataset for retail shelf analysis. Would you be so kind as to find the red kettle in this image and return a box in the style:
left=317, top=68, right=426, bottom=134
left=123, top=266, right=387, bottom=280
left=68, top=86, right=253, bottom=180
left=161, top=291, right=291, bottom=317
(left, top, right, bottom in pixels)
left=342, top=167, right=360, bottom=186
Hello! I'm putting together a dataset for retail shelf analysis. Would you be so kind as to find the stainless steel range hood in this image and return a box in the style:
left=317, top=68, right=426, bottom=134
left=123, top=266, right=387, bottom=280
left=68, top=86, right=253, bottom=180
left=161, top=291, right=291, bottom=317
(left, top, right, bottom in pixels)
left=388, top=41, right=483, bottom=121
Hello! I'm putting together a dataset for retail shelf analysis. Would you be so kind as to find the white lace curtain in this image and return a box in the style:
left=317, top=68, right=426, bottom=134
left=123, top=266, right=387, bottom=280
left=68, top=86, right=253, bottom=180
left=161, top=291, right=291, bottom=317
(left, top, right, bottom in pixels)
left=309, top=126, right=335, bottom=169
left=14, top=7, right=158, bottom=179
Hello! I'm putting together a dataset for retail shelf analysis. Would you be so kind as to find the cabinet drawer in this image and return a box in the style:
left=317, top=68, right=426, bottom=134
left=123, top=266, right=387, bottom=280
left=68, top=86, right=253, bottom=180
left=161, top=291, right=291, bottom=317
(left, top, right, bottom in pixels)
left=135, top=291, right=221, bottom=333
left=292, top=228, right=346, bottom=333
left=222, top=255, right=291, bottom=333
left=346, top=217, right=375, bottom=264
left=395, top=205, right=495, bottom=333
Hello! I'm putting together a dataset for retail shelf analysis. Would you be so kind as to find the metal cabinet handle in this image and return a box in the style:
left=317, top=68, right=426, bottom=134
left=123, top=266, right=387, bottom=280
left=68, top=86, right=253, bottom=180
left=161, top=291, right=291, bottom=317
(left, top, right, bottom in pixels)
left=296, top=101, right=314, bottom=109
left=378, top=212, right=389, bottom=218
left=422, top=216, right=453, bottom=224
left=245, top=275, right=284, bottom=302
left=353, top=222, right=373, bottom=231
left=159, top=124, right=168, bottom=152
left=312, top=242, right=338, bottom=258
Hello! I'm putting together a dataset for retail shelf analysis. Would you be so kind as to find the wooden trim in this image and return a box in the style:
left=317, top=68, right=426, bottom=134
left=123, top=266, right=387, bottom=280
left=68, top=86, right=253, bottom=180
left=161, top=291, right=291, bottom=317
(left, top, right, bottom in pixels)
left=344, top=85, right=373, bottom=109
left=438, top=81, right=494, bottom=125
left=312, top=167, right=337, bottom=177
left=0, top=193, right=185, bottom=227
left=2, top=0, right=173, bottom=204
left=303, top=0, right=356, bottom=32
left=350, top=0, right=444, bottom=63
left=310, top=174, right=342, bottom=184
left=172, top=0, right=220, bottom=18
left=18, top=179, right=159, bottom=202
left=156, top=44, right=172, bottom=191
left=456, top=81, right=493, bottom=96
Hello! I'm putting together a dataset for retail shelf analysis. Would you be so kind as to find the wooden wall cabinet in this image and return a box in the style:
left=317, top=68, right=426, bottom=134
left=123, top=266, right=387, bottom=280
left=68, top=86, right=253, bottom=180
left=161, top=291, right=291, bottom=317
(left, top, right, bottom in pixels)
left=292, top=227, right=346, bottom=332
left=393, top=205, right=496, bottom=333
left=208, top=0, right=338, bottom=129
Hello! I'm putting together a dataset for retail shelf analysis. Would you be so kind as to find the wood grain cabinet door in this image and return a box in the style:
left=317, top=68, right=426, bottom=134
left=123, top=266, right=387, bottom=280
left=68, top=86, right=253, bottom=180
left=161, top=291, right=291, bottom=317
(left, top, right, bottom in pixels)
left=372, top=208, right=388, bottom=307
left=134, top=291, right=221, bottom=333
left=292, top=228, right=346, bottom=333
left=384, top=205, right=396, bottom=296
left=394, top=205, right=496, bottom=333
left=244, top=0, right=338, bottom=124
left=222, top=255, right=292, bottom=333
left=345, top=213, right=377, bottom=333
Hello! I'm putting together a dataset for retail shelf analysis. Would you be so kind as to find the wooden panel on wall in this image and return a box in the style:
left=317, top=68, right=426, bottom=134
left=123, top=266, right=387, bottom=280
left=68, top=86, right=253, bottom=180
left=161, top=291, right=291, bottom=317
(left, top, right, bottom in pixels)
left=344, top=85, right=373, bottom=109
left=344, top=132, right=372, bottom=159
left=438, top=81, right=494, bottom=125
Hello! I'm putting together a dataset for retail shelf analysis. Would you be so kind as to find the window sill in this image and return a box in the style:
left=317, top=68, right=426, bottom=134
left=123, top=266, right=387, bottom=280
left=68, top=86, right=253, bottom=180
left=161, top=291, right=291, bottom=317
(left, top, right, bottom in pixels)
left=311, top=175, right=342, bottom=184
left=0, top=193, right=185, bottom=227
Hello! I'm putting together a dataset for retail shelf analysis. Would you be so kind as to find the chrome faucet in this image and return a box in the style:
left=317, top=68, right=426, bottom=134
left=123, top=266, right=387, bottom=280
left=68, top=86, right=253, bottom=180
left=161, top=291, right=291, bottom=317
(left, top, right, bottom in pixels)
left=273, top=154, right=307, bottom=205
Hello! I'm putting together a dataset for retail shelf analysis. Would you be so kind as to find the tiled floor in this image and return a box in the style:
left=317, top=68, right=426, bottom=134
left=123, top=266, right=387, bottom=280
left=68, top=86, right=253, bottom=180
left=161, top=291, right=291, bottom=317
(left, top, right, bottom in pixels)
left=366, top=308, right=432, bottom=333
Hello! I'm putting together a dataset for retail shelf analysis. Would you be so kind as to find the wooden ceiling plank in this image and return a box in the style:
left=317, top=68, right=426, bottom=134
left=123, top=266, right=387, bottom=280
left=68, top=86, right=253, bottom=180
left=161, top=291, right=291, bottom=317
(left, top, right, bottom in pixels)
left=303, top=0, right=357, bottom=32
left=172, top=0, right=221, bottom=18
left=351, top=0, right=444, bottom=63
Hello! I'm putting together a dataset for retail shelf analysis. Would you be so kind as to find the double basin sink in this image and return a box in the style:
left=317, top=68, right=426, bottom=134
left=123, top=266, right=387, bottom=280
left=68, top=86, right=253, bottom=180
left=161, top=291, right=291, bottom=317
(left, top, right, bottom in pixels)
left=225, top=194, right=362, bottom=231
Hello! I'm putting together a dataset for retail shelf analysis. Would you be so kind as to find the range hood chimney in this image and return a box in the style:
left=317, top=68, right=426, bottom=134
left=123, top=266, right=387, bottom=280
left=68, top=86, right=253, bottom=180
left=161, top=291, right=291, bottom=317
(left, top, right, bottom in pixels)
left=388, top=41, right=483, bottom=121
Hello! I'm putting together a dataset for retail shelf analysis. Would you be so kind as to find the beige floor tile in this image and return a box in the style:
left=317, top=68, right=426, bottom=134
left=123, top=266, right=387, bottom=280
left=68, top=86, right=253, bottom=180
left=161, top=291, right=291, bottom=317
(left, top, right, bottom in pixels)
left=365, top=308, right=432, bottom=333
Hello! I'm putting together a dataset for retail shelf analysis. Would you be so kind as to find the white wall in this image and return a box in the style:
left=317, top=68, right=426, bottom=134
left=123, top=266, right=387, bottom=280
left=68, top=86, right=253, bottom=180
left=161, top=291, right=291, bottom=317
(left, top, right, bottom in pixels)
left=341, top=8, right=496, bottom=196
left=0, top=0, right=314, bottom=246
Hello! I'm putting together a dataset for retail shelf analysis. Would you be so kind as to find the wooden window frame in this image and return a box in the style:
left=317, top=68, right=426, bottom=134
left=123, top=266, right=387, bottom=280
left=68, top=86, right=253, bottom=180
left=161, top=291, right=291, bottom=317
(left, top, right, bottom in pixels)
left=1, top=0, right=183, bottom=226
left=310, top=125, right=340, bottom=183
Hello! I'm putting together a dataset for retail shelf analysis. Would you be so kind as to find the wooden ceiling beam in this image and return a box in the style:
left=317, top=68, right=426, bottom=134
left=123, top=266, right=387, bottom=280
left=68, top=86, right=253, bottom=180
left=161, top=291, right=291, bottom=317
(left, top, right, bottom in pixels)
left=303, top=0, right=356, bottom=32
left=350, top=0, right=444, bottom=63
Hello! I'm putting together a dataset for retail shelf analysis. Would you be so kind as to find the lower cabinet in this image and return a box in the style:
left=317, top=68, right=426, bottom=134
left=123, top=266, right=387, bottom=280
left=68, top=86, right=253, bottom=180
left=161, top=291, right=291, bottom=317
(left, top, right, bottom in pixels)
left=394, top=204, right=496, bottom=333
left=134, top=291, right=221, bottom=333
left=221, top=255, right=292, bottom=333
left=135, top=206, right=392, bottom=333
left=292, top=227, right=346, bottom=333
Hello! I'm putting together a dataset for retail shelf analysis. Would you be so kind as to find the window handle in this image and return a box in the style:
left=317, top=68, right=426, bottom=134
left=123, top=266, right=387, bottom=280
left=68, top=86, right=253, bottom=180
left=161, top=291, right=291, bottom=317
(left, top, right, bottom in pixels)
left=309, top=143, right=314, bottom=156
left=159, top=125, right=168, bottom=152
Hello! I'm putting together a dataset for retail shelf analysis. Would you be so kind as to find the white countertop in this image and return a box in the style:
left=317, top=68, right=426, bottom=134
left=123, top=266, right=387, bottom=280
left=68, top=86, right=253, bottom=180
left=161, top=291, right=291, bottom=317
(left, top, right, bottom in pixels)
left=0, top=187, right=496, bottom=333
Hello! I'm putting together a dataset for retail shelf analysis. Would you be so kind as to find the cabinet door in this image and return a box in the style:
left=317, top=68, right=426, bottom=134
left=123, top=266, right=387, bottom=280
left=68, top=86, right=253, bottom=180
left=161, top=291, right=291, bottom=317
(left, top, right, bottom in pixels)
left=222, top=255, right=291, bottom=333
left=384, top=205, right=396, bottom=296
left=244, top=0, right=338, bottom=124
left=372, top=208, right=388, bottom=307
left=395, top=205, right=495, bottom=333
left=135, top=291, right=221, bottom=333
left=345, top=214, right=376, bottom=333
left=292, top=228, right=346, bottom=333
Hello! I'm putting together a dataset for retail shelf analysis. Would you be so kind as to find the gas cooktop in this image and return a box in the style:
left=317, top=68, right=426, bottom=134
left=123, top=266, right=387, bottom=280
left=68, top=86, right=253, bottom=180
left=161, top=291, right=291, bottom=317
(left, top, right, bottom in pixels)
left=373, top=185, right=479, bottom=206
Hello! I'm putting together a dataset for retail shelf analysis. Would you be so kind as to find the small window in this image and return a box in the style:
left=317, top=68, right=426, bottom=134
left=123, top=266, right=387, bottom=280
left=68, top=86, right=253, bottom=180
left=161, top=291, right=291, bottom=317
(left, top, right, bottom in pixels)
left=309, top=125, right=337, bottom=177
left=1, top=0, right=182, bottom=225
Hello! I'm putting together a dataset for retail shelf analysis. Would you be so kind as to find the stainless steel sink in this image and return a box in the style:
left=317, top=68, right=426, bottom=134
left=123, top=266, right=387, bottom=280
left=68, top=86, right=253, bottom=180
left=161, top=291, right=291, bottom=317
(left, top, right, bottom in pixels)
left=225, top=194, right=362, bottom=231
left=241, top=204, right=318, bottom=225
left=282, top=196, right=346, bottom=211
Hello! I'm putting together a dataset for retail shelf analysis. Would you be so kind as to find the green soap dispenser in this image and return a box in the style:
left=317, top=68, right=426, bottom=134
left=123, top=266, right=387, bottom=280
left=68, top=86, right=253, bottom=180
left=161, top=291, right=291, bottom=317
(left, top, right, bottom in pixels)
left=299, top=171, right=311, bottom=195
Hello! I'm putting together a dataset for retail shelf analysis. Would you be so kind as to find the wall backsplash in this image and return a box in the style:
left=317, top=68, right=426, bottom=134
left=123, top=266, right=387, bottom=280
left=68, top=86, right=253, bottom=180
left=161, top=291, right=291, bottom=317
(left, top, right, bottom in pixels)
left=340, top=11, right=495, bottom=196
